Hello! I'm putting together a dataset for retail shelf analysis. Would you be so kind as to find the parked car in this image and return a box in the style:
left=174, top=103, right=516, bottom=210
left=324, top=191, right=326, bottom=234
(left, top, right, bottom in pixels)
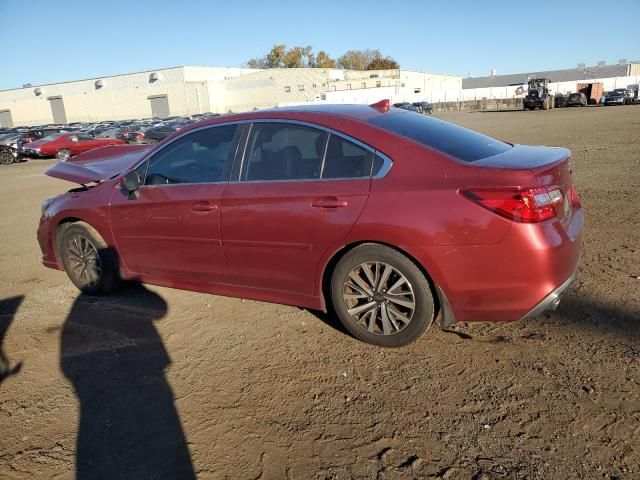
left=38, top=101, right=583, bottom=347
left=94, top=127, right=128, bottom=140
left=134, top=124, right=180, bottom=144
left=0, top=133, right=21, bottom=165
left=554, top=94, right=568, bottom=108
left=393, top=102, right=419, bottom=112
left=412, top=102, right=433, bottom=114
left=21, top=132, right=126, bottom=160
left=0, top=128, right=70, bottom=165
left=604, top=91, right=627, bottom=106
left=610, top=88, right=634, bottom=104
left=566, top=92, right=588, bottom=107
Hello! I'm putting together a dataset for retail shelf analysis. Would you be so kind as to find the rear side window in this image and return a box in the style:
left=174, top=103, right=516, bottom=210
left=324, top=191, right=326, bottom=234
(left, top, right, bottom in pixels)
left=369, top=112, right=511, bottom=162
left=243, top=123, right=326, bottom=181
left=144, top=124, right=237, bottom=185
left=322, top=134, right=372, bottom=179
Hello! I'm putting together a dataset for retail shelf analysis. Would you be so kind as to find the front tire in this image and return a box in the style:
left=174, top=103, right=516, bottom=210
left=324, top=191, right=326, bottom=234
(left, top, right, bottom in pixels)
left=330, top=244, right=435, bottom=347
left=59, top=222, right=120, bottom=295
left=0, top=148, right=14, bottom=165
left=56, top=148, right=71, bottom=161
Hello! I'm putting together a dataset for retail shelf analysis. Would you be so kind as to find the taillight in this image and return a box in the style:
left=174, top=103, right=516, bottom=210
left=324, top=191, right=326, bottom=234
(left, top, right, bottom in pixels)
left=567, top=185, right=581, bottom=207
left=462, top=187, right=565, bottom=223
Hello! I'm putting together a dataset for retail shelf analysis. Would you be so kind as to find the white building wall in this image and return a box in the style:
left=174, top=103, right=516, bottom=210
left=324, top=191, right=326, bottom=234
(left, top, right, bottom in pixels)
left=0, top=66, right=256, bottom=126
left=0, top=66, right=463, bottom=125
left=221, top=68, right=335, bottom=113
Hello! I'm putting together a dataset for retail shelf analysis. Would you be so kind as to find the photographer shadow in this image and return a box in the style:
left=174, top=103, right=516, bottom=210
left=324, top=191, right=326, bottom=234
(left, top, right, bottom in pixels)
left=60, top=280, right=195, bottom=479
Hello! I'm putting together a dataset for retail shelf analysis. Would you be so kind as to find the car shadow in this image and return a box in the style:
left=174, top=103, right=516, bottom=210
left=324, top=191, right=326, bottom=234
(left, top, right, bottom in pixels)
left=547, top=293, right=640, bottom=340
left=60, top=276, right=195, bottom=479
left=305, top=289, right=639, bottom=346
left=0, top=295, right=24, bottom=387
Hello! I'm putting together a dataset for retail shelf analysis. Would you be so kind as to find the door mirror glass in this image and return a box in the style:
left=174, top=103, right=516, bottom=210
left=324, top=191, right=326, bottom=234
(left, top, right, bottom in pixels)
left=122, top=170, right=141, bottom=193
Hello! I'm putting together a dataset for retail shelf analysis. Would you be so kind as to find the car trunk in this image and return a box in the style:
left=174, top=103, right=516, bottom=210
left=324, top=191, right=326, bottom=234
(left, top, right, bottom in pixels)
left=472, top=144, right=574, bottom=222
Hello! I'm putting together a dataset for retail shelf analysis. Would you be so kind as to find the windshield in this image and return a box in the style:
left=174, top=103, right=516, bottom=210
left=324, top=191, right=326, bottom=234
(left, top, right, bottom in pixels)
left=369, top=111, right=511, bottom=162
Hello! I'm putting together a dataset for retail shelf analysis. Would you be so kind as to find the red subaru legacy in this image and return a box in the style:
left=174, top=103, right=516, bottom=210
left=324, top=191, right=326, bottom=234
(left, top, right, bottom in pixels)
left=37, top=101, right=583, bottom=346
left=21, top=132, right=126, bottom=160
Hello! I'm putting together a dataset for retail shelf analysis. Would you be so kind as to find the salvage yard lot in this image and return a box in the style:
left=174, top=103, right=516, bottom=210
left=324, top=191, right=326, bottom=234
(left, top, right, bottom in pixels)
left=1, top=106, right=638, bottom=479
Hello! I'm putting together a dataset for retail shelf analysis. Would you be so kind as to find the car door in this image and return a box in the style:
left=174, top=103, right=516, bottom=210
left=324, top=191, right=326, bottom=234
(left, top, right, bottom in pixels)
left=109, top=123, right=240, bottom=284
left=221, top=121, right=373, bottom=296
left=72, top=134, right=101, bottom=153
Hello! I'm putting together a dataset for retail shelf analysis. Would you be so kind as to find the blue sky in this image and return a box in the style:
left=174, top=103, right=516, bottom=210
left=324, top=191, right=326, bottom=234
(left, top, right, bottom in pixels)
left=1, top=0, right=638, bottom=89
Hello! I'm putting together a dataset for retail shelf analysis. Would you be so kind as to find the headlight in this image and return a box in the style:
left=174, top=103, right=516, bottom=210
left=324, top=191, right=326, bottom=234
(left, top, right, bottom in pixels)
left=33, top=147, right=41, bottom=153
left=41, top=196, right=57, bottom=217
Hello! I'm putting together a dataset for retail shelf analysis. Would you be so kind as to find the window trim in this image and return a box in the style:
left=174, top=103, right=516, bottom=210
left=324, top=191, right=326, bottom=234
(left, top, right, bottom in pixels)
left=233, top=119, right=393, bottom=184
left=136, top=122, right=242, bottom=188
left=124, top=119, right=393, bottom=187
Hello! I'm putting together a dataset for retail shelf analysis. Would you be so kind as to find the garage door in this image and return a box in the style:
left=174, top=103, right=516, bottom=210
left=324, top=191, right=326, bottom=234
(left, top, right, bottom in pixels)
left=149, top=95, right=170, bottom=118
left=0, top=110, right=13, bottom=127
left=49, top=97, right=67, bottom=124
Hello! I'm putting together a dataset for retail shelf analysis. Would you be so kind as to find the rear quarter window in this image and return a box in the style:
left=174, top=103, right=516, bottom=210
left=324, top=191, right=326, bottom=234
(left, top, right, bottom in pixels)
left=369, top=111, right=511, bottom=162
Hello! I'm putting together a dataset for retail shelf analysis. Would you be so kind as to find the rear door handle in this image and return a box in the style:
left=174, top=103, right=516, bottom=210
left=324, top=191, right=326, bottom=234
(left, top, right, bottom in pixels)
left=190, top=201, right=218, bottom=212
left=311, top=197, right=348, bottom=209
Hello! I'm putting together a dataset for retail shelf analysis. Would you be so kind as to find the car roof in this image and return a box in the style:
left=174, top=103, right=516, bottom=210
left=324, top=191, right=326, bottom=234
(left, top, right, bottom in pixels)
left=181, top=104, right=390, bottom=134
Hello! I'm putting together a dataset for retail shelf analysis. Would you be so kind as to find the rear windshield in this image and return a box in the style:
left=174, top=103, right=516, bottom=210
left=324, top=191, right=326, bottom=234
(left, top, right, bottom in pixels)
left=369, top=111, right=511, bottom=162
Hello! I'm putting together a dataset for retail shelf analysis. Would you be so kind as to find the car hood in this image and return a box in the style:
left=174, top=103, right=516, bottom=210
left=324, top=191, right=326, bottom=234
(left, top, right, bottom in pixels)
left=45, top=144, right=152, bottom=184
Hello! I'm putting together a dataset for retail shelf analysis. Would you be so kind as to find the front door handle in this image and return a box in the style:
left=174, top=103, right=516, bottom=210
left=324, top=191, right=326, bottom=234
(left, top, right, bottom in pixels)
left=311, top=197, right=348, bottom=209
left=190, top=202, right=218, bottom=212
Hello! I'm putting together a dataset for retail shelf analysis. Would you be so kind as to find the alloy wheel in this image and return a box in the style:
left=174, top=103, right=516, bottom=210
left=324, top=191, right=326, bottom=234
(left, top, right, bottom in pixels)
left=342, top=262, right=416, bottom=335
left=66, top=235, right=102, bottom=287
left=0, top=149, right=14, bottom=165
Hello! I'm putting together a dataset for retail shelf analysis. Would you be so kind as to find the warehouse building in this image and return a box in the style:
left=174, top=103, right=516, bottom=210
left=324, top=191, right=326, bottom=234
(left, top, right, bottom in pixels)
left=0, top=66, right=461, bottom=127
left=462, top=61, right=640, bottom=100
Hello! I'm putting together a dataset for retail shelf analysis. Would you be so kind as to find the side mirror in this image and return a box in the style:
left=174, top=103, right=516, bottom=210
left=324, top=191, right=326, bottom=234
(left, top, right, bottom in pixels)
left=121, top=171, right=141, bottom=199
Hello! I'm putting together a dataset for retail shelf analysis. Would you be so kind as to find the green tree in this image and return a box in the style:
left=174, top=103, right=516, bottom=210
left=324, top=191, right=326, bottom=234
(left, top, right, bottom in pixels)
left=247, top=57, right=267, bottom=69
left=313, top=50, right=336, bottom=68
left=337, top=49, right=379, bottom=70
left=366, top=52, right=400, bottom=70
left=266, top=44, right=287, bottom=68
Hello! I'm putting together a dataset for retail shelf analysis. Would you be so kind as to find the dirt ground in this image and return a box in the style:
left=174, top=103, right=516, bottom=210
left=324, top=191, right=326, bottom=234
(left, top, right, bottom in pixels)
left=0, top=106, right=638, bottom=480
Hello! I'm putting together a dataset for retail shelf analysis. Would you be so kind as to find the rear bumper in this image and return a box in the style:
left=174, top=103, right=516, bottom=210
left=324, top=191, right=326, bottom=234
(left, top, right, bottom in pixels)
left=421, top=207, right=584, bottom=323
left=520, top=266, right=577, bottom=319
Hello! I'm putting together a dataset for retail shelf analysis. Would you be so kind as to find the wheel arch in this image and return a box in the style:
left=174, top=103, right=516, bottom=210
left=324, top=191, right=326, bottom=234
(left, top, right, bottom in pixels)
left=318, top=240, right=451, bottom=326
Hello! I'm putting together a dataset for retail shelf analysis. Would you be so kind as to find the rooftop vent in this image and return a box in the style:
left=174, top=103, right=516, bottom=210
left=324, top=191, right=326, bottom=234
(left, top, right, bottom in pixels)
left=618, top=58, right=628, bottom=64
left=597, top=60, right=606, bottom=66
left=577, top=63, right=586, bottom=68
left=95, top=79, right=105, bottom=89
left=490, top=69, right=496, bottom=76
left=149, top=72, right=162, bottom=82
left=34, top=87, right=44, bottom=96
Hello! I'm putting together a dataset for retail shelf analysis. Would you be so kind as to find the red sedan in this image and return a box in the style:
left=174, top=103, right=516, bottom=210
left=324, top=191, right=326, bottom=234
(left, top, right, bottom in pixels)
left=21, top=132, right=125, bottom=160
left=37, top=101, right=583, bottom=346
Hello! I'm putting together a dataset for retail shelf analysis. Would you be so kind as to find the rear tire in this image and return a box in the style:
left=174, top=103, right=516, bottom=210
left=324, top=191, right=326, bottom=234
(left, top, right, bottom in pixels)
left=330, top=244, right=435, bottom=347
left=56, top=148, right=71, bottom=161
left=58, top=222, right=120, bottom=295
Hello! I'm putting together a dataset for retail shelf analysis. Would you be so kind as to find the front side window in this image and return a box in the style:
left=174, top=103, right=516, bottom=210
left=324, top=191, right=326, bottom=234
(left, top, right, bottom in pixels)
left=322, top=134, right=373, bottom=179
left=243, top=123, right=326, bottom=181
left=143, top=124, right=237, bottom=185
